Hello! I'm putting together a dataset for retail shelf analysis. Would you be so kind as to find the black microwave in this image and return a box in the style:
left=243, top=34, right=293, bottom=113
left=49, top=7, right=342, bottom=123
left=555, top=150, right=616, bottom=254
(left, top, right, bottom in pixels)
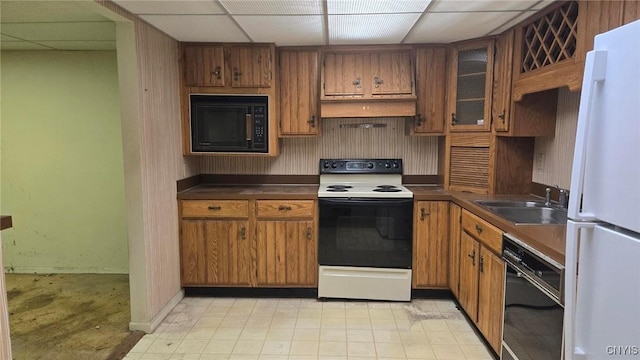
left=190, top=94, right=268, bottom=153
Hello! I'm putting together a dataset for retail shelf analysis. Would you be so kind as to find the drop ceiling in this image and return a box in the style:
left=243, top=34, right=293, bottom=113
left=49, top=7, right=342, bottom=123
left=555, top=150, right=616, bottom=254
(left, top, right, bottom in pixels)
left=0, top=0, right=555, bottom=51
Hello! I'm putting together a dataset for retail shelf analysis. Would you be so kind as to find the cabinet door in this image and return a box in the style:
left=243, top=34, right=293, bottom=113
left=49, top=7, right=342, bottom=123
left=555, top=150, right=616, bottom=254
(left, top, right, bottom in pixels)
left=414, top=47, right=446, bottom=134
left=458, top=232, right=479, bottom=321
left=370, top=51, right=413, bottom=95
left=205, top=220, right=251, bottom=285
left=448, top=203, right=462, bottom=299
left=181, top=220, right=207, bottom=285
left=183, top=45, right=225, bottom=87
left=492, top=30, right=514, bottom=133
left=323, top=52, right=365, bottom=96
left=413, top=201, right=449, bottom=288
left=448, top=40, right=494, bottom=132
left=477, top=246, right=505, bottom=353
left=256, top=220, right=317, bottom=287
left=230, top=46, right=272, bottom=88
left=279, top=50, right=320, bottom=135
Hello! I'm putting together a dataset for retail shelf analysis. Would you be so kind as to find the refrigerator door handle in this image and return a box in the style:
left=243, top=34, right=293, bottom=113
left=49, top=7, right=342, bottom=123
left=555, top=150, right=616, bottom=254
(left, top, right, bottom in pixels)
left=568, top=50, right=607, bottom=221
left=564, top=220, right=597, bottom=360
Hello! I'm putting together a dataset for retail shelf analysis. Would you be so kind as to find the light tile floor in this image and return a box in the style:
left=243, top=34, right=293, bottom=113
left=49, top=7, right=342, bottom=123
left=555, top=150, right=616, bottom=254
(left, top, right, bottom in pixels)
left=124, top=297, right=495, bottom=360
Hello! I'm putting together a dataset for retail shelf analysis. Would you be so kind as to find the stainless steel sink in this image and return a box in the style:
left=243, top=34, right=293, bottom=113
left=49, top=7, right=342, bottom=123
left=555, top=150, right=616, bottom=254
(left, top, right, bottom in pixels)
left=473, top=200, right=567, bottom=225
left=474, top=200, right=547, bottom=208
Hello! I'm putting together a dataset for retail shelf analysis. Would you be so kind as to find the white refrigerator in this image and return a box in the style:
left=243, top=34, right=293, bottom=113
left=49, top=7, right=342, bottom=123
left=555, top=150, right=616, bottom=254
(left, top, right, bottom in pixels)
left=564, top=20, right=640, bottom=359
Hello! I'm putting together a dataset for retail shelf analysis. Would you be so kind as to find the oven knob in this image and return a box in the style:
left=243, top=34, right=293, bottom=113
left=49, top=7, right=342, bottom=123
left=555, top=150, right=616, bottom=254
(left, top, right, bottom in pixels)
left=385, top=162, right=391, bottom=169
left=392, top=162, right=399, bottom=168
left=323, top=161, right=330, bottom=169
left=331, top=162, right=337, bottom=169
left=367, top=162, right=374, bottom=169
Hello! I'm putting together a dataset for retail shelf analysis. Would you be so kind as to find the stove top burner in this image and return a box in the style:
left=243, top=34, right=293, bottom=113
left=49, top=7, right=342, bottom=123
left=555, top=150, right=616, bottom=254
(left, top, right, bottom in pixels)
left=327, top=185, right=353, bottom=189
left=373, top=188, right=402, bottom=192
left=376, top=185, right=397, bottom=189
left=326, top=188, right=348, bottom=192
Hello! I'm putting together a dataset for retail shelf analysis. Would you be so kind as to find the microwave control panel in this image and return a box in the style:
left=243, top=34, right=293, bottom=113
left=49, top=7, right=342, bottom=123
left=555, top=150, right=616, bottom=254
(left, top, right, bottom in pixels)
left=253, top=105, right=266, bottom=150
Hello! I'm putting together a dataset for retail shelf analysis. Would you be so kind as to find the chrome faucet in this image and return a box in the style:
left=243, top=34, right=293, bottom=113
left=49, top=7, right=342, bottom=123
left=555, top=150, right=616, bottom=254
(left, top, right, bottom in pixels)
left=552, top=185, right=570, bottom=208
left=545, top=187, right=552, bottom=206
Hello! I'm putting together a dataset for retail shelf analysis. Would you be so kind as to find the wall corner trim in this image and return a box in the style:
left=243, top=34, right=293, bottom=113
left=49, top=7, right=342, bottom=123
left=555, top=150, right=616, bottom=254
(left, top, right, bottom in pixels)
left=129, top=289, right=184, bottom=333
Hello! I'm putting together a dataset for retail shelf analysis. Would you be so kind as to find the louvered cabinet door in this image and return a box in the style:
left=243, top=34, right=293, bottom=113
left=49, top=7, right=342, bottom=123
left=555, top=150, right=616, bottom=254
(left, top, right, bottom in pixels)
left=256, top=220, right=317, bottom=287
left=445, top=133, right=492, bottom=194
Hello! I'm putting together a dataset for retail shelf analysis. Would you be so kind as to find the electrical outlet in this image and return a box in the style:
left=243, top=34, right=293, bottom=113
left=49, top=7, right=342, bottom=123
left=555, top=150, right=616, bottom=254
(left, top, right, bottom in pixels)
left=535, top=152, right=545, bottom=170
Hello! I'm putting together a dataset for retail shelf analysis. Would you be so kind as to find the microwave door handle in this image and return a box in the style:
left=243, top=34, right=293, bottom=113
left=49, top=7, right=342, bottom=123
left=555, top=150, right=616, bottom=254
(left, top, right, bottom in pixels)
left=246, top=113, right=253, bottom=141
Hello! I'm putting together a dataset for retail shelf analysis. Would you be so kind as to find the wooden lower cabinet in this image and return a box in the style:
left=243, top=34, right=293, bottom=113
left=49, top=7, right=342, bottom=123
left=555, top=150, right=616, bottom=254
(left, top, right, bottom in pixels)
left=412, top=201, right=449, bottom=288
left=181, top=219, right=251, bottom=286
left=448, top=203, right=462, bottom=298
left=456, top=212, right=506, bottom=354
left=256, top=220, right=317, bottom=287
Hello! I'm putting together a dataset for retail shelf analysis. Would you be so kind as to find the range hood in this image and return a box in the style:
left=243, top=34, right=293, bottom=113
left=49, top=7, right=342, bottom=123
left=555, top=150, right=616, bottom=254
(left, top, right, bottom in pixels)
left=320, top=98, right=417, bottom=118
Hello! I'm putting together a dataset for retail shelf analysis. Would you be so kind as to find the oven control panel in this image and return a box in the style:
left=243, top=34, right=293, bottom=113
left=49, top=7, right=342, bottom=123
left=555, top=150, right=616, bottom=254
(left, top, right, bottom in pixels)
left=320, top=159, right=403, bottom=174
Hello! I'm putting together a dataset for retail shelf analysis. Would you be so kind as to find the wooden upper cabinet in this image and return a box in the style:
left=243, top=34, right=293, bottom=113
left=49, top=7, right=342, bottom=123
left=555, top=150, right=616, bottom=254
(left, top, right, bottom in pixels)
left=412, top=47, right=447, bottom=135
left=278, top=49, right=320, bottom=136
left=183, top=45, right=225, bottom=87
left=230, top=45, right=273, bottom=88
left=492, top=30, right=513, bottom=133
left=323, top=52, right=365, bottom=96
left=448, top=39, right=494, bottom=132
left=370, top=51, right=413, bottom=96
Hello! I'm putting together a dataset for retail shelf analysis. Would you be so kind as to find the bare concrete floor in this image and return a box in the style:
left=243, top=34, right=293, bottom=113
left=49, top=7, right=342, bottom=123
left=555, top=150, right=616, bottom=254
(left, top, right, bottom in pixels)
left=6, top=273, right=134, bottom=360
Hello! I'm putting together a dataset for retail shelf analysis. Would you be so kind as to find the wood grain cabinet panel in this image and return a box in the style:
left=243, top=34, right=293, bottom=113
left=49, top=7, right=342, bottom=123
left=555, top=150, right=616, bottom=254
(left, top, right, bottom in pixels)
left=477, top=246, right=506, bottom=353
left=323, top=52, right=366, bottom=96
left=278, top=49, right=320, bottom=136
left=183, top=45, right=225, bottom=87
left=412, top=47, right=447, bottom=135
left=256, top=220, right=317, bottom=287
left=230, top=46, right=272, bottom=88
left=182, top=200, right=249, bottom=218
left=461, top=210, right=502, bottom=255
left=413, top=201, right=449, bottom=288
left=458, top=231, right=479, bottom=321
left=370, top=51, right=413, bottom=95
left=256, top=200, right=315, bottom=218
left=448, top=203, right=462, bottom=299
left=180, top=219, right=251, bottom=286
left=492, top=30, right=513, bottom=133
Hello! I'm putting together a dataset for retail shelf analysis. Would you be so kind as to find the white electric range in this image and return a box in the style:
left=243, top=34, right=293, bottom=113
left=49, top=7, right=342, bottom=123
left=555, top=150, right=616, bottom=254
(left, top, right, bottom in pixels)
left=317, top=159, right=413, bottom=301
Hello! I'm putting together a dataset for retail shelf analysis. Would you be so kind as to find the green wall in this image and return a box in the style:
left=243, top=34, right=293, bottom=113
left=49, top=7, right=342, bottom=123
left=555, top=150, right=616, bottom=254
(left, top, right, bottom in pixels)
left=1, top=51, right=128, bottom=273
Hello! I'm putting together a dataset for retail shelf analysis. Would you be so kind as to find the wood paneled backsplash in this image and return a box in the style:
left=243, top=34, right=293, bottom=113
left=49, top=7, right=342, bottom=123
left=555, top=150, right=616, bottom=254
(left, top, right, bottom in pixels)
left=200, top=117, right=439, bottom=175
left=532, top=87, right=580, bottom=188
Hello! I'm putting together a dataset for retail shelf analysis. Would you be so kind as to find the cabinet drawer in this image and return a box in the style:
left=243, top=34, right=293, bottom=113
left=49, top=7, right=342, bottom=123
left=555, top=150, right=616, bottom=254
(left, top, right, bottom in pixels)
left=461, top=210, right=502, bottom=254
left=182, top=200, right=249, bottom=218
left=256, top=200, right=315, bottom=218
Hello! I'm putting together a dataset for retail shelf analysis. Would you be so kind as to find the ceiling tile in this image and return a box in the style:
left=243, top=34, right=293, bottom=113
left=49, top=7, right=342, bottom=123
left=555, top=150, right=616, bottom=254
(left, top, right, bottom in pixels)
left=489, top=11, right=538, bottom=35
left=0, top=1, right=110, bottom=22
left=114, top=1, right=225, bottom=15
left=327, top=0, right=431, bottom=14
left=140, top=15, right=249, bottom=42
left=36, top=41, right=117, bottom=51
left=234, top=15, right=324, bottom=45
left=428, top=1, right=540, bottom=12
left=220, top=0, right=323, bottom=15
left=0, top=41, right=51, bottom=50
left=329, top=13, right=421, bottom=44
left=1, top=34, right=22, bottom=42
left=1, top=22, right=115, bottom=41
left=404, top=11, right=522, bottom=43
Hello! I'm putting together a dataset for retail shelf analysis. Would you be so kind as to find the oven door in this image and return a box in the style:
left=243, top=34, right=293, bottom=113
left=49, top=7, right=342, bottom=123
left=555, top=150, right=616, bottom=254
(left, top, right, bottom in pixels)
left=502, top=262, right=564, bottom=360
left=318, top=198, right=413, bottom=269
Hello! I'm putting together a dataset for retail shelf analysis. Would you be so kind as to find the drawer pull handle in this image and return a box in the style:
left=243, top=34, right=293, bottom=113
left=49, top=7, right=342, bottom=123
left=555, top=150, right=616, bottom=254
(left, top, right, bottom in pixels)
left=208, top=206, right=222, bottom=211
left=305, top=227, right=312, bottom=241
left=475, top=224, right=483, bottom=234
left=278, top=205, right=292, bottom=211
left=213, top=66, right=221, bottom=79
left=468, top=249, right=476, bottom=265
left=239, top=227, right=246, bottom=240
left=420, top=208, right=429, bottom=221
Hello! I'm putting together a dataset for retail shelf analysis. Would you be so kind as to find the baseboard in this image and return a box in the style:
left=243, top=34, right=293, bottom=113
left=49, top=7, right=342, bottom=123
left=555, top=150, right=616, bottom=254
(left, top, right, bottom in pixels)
left=129, top=289, right=184, bottom=333
left=4, top=266, right=129, bottom=274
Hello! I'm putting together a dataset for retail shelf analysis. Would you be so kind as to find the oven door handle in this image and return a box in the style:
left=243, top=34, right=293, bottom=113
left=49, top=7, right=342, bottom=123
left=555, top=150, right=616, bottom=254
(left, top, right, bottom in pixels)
left=319, top=198, right=413, bottom=206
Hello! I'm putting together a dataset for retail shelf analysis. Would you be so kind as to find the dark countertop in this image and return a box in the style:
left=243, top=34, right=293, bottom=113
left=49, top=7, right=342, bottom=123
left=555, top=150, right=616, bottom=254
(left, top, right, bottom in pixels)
left=1, top=216, right=12, bottom=231
left=178, top=184, right=319, bottom=200
left=178, top=183, right=566, bottom=265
